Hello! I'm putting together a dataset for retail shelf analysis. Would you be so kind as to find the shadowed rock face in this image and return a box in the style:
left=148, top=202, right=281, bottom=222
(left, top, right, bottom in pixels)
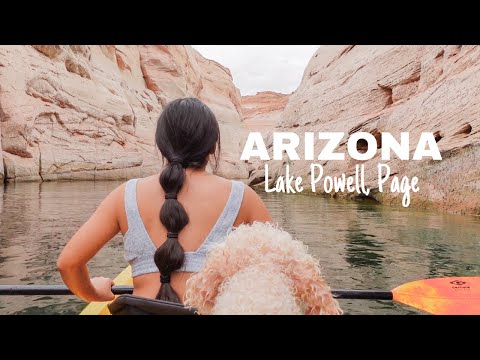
left=0, top=45, right=248, bottom=182
left=249, top=45, right=480, bottom=215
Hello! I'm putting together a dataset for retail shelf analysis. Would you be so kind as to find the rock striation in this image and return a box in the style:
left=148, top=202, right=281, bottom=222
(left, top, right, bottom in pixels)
left=241, top=91, right=289, bottom=133
left=0, top=45, right=248, bottom=181
left=249, top=45, right=480, bottom=215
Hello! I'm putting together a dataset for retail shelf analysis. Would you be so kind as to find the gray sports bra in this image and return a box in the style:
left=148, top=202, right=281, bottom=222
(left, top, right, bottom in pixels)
left=123, top=178, right=245, bottom=277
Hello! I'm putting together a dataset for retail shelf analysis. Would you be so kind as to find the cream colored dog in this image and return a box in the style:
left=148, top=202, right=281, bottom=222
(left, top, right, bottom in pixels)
left=185, top=222, right=343, bottom=315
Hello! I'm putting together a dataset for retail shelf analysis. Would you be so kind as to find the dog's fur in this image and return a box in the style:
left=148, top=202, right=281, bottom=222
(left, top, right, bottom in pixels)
left=184, top=222, right=343, bottom=315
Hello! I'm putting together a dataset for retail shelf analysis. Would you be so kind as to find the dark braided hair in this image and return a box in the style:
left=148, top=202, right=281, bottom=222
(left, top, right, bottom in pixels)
left=154, top=98, right=220, bottom=302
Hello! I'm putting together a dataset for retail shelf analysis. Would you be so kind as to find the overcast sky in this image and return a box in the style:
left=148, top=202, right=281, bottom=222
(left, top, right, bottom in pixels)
left=192, top=45, right=320, bottom=96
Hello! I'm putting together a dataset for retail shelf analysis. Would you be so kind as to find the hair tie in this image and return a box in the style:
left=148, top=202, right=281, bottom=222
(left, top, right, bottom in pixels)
left=165, top=193, right=177, bottom=200
left=167, top=232, right=179, bottom=239
left=169, top=157, right=184, bottom=167
left=160, top=274, right=171, bottom=284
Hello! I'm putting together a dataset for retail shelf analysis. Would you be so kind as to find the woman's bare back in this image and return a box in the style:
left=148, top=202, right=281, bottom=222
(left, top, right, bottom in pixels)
left=117, top=171, right=270, bottom=301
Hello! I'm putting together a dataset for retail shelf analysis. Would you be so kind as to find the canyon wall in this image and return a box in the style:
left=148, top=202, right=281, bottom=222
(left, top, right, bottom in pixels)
left=241, top=91, right=289, bottom=133
left=3, top=45, right=479, bottom=214
left=250, top=45, right=480, bottom=215
left=0, top=45, right=248, bottom=182
left=0, top=125, right=3, bottom=180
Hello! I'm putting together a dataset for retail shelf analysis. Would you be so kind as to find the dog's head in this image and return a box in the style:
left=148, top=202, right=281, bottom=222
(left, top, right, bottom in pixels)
left=184, top=222, right=343, bottom=315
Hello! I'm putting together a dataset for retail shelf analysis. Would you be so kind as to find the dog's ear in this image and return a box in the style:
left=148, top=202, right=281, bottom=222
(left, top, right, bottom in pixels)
left=184, top=247, right=232, bottom=314
left=288, top=257, right=343, bottom=315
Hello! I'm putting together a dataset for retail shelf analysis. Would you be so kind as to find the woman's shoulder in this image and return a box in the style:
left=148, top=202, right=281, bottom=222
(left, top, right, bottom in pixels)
left=209, top=174, right=242, bottom=184
left=208, top=175, right=250, bottom=193
left=106, top=175, right=157, bottom=202
left=234, top=182, right=272, bottom=224
left=208, top=174, right=255, bottom=206
left=135, top=174, right=160, bottom=185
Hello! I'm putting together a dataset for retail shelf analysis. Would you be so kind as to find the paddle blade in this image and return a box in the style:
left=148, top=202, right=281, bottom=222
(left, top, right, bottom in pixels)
left=392, top=277, right=480, bottom=315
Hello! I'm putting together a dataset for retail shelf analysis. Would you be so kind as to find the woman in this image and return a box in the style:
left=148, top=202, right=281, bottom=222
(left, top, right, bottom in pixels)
left=57, top=98, right=272, bottom=303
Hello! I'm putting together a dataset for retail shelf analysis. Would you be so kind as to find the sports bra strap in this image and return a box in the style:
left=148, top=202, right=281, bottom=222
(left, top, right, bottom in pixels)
left=124, top=179, right=142, bottom=231
left=202, top=180, right=244, bottom=247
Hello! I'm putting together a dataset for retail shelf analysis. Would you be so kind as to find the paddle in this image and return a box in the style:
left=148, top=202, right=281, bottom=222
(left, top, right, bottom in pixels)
left=333, top=276, right=480, bottom=315
left=0, top=276, right=479, bottom=315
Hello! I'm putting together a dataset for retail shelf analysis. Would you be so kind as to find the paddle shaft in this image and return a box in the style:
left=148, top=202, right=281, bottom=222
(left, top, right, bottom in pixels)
left=0, top=285, right=393, bottom=300
left=0, top=285, right=133, bottom=296
left=332, top=290, right=392, bottom=300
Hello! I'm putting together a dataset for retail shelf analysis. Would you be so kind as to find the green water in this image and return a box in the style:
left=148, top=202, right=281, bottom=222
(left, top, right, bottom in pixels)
left=1, top=181, right=479, bottom=315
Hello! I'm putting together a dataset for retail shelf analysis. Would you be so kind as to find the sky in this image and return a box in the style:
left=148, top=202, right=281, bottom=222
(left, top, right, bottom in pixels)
left=192, top=45, right=320, bottom=96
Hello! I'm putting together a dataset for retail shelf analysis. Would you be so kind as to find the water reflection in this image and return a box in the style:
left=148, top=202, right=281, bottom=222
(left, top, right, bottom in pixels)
left=257, top=192, right=480, bottom=314
left=0, top=181, right=125, bottom=315
left=1, top=182, right=480, bottom=314
left=344, top=226, right=385, bottom=269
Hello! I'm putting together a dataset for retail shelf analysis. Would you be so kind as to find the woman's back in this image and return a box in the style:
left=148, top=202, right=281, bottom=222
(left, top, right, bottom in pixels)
left=120, top=172, right=255, bottom=300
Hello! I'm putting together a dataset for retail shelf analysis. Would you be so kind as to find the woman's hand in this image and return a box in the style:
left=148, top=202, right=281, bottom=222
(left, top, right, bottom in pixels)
left=90, top=277, right=115, bottom=302
left=57, top=184, right=123, bottom=303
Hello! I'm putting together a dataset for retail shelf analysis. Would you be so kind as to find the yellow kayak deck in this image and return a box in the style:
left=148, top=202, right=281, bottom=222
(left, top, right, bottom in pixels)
left=80, top=266, right=133, bottom=315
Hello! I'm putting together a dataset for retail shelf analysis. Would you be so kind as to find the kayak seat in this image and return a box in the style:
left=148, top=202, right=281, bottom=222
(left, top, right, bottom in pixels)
left=108, top=294, right=197, bottom=315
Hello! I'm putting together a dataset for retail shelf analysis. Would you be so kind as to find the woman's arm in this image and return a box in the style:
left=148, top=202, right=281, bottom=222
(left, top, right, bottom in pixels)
left=243, top=186, right=272, bottom=223
left=57, top=184, right=125, bottom=302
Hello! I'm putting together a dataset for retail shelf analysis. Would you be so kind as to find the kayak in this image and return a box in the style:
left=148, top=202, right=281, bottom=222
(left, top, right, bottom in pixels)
left=80, top=266, right=196, bottom=315
left=80, top=266, right=133, bottom=315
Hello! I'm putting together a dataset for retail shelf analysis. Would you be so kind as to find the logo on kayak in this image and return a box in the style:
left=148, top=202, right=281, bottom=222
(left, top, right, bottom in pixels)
left=450, top=280, right=467, bottom=286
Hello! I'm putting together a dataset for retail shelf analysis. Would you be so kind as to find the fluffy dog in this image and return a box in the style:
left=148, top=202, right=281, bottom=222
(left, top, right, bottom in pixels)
left=184, top=222, right=343, bottom=315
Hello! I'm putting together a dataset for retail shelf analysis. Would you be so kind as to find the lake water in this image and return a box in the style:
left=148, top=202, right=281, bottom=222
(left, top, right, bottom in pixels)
left=1, top=181, right=479, bottom=315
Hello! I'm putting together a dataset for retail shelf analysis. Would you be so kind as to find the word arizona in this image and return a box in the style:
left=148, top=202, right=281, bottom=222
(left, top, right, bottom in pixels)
left=240, top=132, right=442, bottom=161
